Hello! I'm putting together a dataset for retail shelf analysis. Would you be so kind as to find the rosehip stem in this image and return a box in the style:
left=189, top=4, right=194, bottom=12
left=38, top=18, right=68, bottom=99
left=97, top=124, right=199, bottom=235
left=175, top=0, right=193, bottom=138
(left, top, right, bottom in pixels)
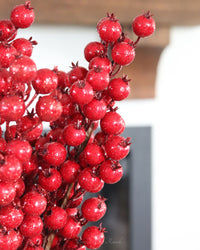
left=133, top=36, right=141, bottom=47
left=25, top=93, right=38, bottom=109
left=110, top=64, right=122, bottom=77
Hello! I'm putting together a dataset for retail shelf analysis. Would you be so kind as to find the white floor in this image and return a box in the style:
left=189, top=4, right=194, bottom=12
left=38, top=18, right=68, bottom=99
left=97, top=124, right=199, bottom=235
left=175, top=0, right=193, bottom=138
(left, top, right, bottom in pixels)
left=17, top=24, right=200, bottom=250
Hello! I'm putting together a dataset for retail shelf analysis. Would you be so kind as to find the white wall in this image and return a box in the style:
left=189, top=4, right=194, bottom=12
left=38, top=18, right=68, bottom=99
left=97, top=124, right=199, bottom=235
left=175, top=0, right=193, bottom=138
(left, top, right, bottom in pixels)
left=17, top=25, right=200, bottom=250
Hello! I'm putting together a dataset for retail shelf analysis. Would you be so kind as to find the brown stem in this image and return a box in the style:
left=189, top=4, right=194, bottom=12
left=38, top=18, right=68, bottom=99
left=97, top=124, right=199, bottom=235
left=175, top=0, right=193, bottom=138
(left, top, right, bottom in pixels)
left=44, top=123, right=94, bottom=250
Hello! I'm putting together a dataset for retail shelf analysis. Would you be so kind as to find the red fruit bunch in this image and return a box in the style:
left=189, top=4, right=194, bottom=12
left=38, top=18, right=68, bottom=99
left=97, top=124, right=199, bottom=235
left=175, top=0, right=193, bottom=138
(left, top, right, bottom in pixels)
left=0, top=3, right=155, bottom=250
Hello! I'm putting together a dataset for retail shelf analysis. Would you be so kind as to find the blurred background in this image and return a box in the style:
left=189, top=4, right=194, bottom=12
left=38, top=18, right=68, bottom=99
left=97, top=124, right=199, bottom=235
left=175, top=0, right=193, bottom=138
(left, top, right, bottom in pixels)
left=1, top=0, right=200, bottom=249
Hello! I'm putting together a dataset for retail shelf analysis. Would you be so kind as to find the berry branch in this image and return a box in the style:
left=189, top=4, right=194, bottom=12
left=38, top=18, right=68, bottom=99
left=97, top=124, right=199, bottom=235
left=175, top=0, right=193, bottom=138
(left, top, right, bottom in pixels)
left=0, top=2, right=155, bottom=250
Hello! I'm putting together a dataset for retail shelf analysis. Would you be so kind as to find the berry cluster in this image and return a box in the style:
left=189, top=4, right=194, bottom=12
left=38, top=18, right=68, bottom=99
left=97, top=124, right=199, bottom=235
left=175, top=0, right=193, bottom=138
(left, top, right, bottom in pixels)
left=0, top=2, right=155, bottom=250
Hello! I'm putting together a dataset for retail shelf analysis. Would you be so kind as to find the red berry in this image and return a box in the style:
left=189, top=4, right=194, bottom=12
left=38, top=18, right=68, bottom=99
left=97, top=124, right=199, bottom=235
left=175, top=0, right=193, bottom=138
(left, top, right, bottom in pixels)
left=0, top=43, right=17, bottom=68
left=38, top=168, right=62, bottom=192
left=99, top=160, right=123, bottom=184
left=84, top=41, right=105, bottom=62
left=40, top=142, right=66, bottom=166
left=132, top=11, right=156, bottom=37
left=97, top=14, right=122, bottom=42
left=70, top=80, right=94, bottom=105
left=20, top=215, right=43, bottom=238
left=60, top=93, right=76, bottom=116
left=82, top=143, right=105, bottom=166
left=100, top=111, right=125, bottom=135
left=108, top=77, right=130, bottom=101
left=22, top=191, right=47, bottom=216
left=9, top=56, right=37, bottom=83
left=66, top=207, right=78, bottom=217
left=0, top=182, right=16, bottom=207
left=78, top=168, right=104, bottom=193
left=6, top=139, right=32, bottom=163
left=0, top=96, right=25, bottom=121
left=0, top=69, right=12, bottom=95
left=0, top=154, right=22, bottom=182
left=59, top=216, right=82, bottom=239
left=26, top=247, right=44, bottom=250
left=105, top=135, right=131, bottom=160
left=44, top=206, right=67, bottom=230
left=64, top=239, right=86, bottom=250
left=17, top=114, right=43, bottom=142
left=22, top=154, right=38, bottom=174
left=86, top=68, right=109, bottom=91
left=111, top=42, right=135, bottom=66
left=63, top=124, right=86, bottom=147
left=0, top=229, right=22, bottom=250
left=0, top=204, right=24, bottom=229
left=36, top=95, right=63, bottom=122
left=82, top=225, right=105, bottom=249
left=89, top=56, right=112, bottom=73
left=0, top=20, right=16, bottom=41
left=81, top=196, right=107, bottom=222
left=56, top=70, right=70, bottom=88
left=12, top=37, right=36, bottom=57
left=10, top=1, right=35, bottom=28
left=60, top=160, right=81, bottom=184
left=29, top=234, right=43, bottom=246
left=32, top=68, right=58, bottom=94
left=83, top=98, right=107, bottom=121
left=68, top=64, right=88, bottom=84
left=14, top=178, right=25, bottom=197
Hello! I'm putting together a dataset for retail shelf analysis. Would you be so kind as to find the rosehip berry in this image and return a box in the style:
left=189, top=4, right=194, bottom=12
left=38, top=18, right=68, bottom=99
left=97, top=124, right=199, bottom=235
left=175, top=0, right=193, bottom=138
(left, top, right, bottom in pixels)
left=6, top=139, right=32, bottom=163
left=97, top=14, right=122, bottom=42
left=63, top=124, right=86, bottom=146
left=89, top=56, right=112, bottom=73
left=86, top=68, right=109, bottom=91
left=68, top=64, right=88, bottom=84
left=22, top=191, right=47, bottom=215
left=0, top=181, right=16, bottom=206
left=32, top=68, right=58, bottom=94
left=12, top=37, right=37, bottom=57
left=22, top=154, right=38, bottom=174
left=0, top=19, right=16, bottom=41
left=59, top=216, right=82, bottom=239
left=0, top=69, right=12, bottom=94
left=82, top=225, right=105, bottom=249
left=17, top=114, right=43, bottom=142
left=82, top=143, right=105, bottom=166
left=66, top=207, right=78, bottom=217
left=60, top=93, right=76, bottom=116
left=84, top=41, right=105, bottom=62
left=100, top=111, right=125, bottom=135
left=44, top=206, right=67, bottom=230
left=65, top=239, right=86, bottom=250
left=132, top=11, right=156, bottom=37
left=83, top=98, right=107, bottom=120
left=38, top=168, right=62, bottom=192
left=10, top=1, right=35, bottom=28
left=108, top=76, right=130, bottom=101
left=14, top=178, right=25, bottom=197
left=105, top=135, right=131, bottom=160
left=111, top=42, right=135, bottom=66
left=0, top=204, right=24, bottom=229
left=10, top=55, right=37, bottom=83
left=0, top=43, right=17, bottom=68
left=70, top=80, right=94, bottom=105
left=20, top=215, right=43, bottom=238
left=0, top=229, right=22, bottom=250
left=81, top=196, right=107, bottom=222
left=0, top=154, right=22, bottom=182
left=94, top=131, right=108, bottom=145
left=56, top=70, right=70, bottom=88
left=99, top=160, right=123, bottom=184
left=26, top=247, right=44, bottom=250
left=40, top=142, right=66, bottom=166
left=29, top=234, right=43, bottom=246
left=78, top=167, right=104, bottom=193
left=0, top=95, right=25, bottom=121
left=60, top=160, right=81, bottom=183
left=36, top=95, right=63, bottom=122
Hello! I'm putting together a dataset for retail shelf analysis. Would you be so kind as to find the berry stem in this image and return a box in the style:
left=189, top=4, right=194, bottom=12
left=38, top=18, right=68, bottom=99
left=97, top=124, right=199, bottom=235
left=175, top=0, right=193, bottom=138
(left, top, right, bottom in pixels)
left=25, top=92, right=38, bottom=110
left=133, top=36, right=141, bottom=47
